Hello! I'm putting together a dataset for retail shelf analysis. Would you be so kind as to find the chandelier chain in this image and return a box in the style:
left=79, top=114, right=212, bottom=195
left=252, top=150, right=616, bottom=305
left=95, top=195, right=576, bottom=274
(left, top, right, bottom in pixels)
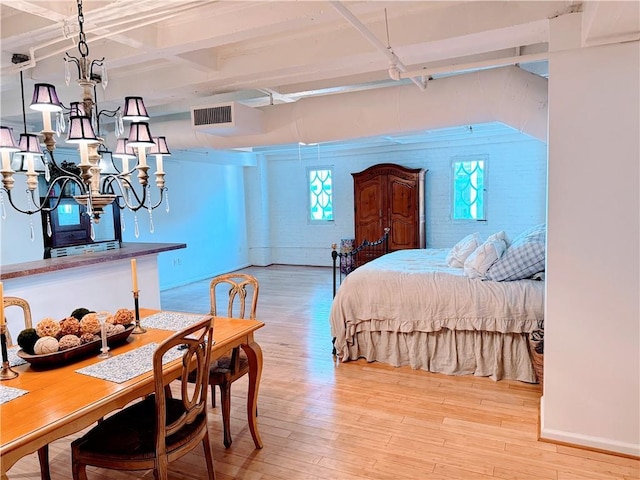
left=76, top=0, right=89, bottom=58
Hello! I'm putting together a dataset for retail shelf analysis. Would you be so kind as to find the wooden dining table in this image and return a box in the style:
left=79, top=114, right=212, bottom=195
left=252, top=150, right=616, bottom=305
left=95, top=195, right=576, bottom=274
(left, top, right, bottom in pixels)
left=0, top=309, right=265, bottom=479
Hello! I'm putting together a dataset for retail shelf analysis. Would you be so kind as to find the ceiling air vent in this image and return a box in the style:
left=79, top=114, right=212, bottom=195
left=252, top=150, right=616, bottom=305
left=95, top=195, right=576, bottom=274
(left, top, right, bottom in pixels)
left=191, top=101, right=263, bottom=136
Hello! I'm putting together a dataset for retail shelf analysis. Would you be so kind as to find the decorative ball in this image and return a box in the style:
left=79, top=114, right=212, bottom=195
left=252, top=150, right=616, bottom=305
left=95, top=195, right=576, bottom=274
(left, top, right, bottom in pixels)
left=80, top=333, right=97, bottom=344
left=36, top=318, right=61, bottom=338
left=80, top=313, right=101, bottom=335
left=97, top=311, right=114, bottom=325
left=58, top=334, right=82, bottom=350
left=34, top=336, right=59, bottom=355
left=17, top=328, right=39, bottom=355
left=105, top=323, right=121, bottom=336
left=112, top=308, right=134, bottom=326
left=59, top=317, right=81, bottom=337
left=109, top=324, right=126, bottom=335
left=70, top=307, right=92, bottom=321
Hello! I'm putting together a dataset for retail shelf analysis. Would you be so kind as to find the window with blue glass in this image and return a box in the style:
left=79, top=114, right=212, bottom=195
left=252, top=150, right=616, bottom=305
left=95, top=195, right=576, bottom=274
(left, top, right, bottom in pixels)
left=308, top=167, right=333, bottom=221
left=452, top=158, right=486, bottom=220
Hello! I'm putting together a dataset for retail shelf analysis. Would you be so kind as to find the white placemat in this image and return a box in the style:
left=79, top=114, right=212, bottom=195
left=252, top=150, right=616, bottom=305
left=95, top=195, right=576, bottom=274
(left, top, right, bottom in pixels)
left=0, top=385, right=28, bottom=405
left=75, top=343, right=183, bottom=384
left=140, top=312, right=208, bottom=331
left=7, top=345, right=27, bottom=367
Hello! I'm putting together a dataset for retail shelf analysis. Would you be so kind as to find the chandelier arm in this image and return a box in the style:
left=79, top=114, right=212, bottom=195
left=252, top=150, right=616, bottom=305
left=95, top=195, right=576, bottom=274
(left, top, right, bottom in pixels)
left=145, top=187, right=167, bottom=211
left=1, top=176, right=84, bottom=215
left=101, top=175, right=147, bottom=211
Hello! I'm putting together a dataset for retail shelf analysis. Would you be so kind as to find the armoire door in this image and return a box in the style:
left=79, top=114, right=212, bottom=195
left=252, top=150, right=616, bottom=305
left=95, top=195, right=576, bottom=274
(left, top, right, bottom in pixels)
left=353, top=173, right=384, bottom=245
left=387, top=172, right=421, bottom=250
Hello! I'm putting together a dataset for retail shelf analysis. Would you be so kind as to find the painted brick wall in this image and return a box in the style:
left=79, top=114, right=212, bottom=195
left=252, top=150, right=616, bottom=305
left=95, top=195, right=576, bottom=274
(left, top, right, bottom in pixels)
left=248, top=132, right=547, bottom=266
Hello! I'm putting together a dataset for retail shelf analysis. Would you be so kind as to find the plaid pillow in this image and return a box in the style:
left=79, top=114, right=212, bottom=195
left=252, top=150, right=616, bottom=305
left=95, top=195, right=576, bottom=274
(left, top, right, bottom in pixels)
left=485, top=224, right=546, bottom=281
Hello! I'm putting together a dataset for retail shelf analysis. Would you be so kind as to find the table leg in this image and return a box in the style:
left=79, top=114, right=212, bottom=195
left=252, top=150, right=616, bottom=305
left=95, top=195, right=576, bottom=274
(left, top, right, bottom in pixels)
left=241, top=340, right=263, bottom=449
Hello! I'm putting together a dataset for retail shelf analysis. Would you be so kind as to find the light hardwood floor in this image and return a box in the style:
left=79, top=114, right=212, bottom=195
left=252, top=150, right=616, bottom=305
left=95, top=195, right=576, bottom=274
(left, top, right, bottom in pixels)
left=7, top=265, right=639, bottom=479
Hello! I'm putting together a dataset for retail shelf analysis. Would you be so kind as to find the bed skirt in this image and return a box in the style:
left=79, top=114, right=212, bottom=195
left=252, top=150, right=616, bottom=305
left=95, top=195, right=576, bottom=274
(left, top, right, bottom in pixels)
left=339, top=328, right=537, bottom=383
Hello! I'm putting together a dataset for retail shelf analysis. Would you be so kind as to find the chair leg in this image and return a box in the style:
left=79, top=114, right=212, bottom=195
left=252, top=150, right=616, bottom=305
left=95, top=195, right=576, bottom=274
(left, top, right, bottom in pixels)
left=202, top=431, right=216, bottom=479
left=220, top=382, right=232, bottom=448
left=210, top=383, right=216, bottom=408
left=71, top=459, right=88, bottom=480
left=37, top=446, right=51, bottom=480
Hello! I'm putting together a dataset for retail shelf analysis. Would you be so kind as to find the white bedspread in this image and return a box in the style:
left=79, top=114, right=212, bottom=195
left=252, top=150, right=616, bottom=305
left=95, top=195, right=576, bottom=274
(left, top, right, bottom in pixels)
left=330, top=249, right=544, bottom=351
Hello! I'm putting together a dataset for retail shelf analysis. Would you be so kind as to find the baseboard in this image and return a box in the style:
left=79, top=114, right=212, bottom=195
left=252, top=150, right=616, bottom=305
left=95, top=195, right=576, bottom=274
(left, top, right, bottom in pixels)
left=540, top=397, right=640, bottom=457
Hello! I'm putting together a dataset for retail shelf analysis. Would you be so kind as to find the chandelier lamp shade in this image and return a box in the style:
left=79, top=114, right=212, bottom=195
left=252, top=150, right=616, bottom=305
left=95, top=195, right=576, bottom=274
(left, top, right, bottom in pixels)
left=122, top=97, right=150, bottom=122
left=0, top=0, right=170, bottom=238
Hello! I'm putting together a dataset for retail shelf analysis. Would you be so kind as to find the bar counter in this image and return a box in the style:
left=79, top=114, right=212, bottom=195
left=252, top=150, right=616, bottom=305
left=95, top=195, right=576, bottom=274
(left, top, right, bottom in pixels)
left=0, top=242, right=185, bottom=280
left=1, top=242, right=186, bottom=340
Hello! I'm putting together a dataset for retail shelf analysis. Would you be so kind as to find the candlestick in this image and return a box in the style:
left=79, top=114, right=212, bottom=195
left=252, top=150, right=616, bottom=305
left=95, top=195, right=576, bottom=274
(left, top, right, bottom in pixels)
left=97, top=315, right=111, bottom=359
left=0, top=326, right=18, bottom=380
left=131, top=258, right=138, bottom=292
left=0, top=281, right=4, bottom=328
left=131, top=290, right=146, bottom=334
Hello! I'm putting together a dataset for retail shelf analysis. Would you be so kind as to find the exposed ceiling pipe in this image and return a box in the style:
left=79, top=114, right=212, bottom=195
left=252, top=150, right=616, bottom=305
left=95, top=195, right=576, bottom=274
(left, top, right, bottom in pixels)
left=391, top=52, right=550, bottom=81
left=329, top=1, right=426, bottom=91
left=393, top=36, right=640, bottom=81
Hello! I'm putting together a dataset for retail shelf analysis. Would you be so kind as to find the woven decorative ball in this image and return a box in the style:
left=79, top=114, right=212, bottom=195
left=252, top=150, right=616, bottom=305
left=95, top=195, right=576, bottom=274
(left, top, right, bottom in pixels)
left=80, top=333, right=98, bottom=344
left=58, top=334, right=82, bottom=351
left=59, top=317, right=81, bottom=337
left=80, top=313, right=101, bottom=335
left=105, top=323, right=122, bottom=336
left=111, top=308, right=134, bottom=325
left=109, top=324, right=126, bottom=335
left=35, top=318, right=61, bottom=338
left=34, top=336, right=59, bottom=355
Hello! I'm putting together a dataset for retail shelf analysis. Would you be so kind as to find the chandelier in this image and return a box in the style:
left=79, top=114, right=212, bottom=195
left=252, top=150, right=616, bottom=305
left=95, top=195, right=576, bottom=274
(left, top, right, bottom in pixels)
left=0, top=0, right=170, bottom=240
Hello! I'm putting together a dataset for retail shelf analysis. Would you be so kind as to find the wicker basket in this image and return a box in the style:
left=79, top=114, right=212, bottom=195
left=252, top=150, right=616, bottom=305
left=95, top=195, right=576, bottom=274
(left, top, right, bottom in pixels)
left=528, top=335, right=544, bottom=385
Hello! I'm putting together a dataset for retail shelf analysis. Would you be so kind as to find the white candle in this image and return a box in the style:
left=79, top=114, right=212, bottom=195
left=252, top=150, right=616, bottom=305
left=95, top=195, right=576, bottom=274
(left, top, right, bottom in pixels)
left=131, top=258, right=138, bottom=292
left=138, top=147, right=147, bottom=168
left=26, top=154, right=35, bottom=174
left=121, top=157, right=129, bottom=174
left=1, top=151, right=12, bottom=171
left=155, top=155, right=164, bottom=174
left=42, top=111, right=52, bottom=132
left=79, top=143, right=90, bottom=166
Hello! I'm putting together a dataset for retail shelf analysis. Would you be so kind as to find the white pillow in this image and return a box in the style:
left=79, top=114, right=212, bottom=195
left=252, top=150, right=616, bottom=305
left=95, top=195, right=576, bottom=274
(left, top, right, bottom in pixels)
left=485, top=230, right=509, bottom=245
left=464, top=238, right=508, bottom=279
left=446, top=233, right=482, bottom=268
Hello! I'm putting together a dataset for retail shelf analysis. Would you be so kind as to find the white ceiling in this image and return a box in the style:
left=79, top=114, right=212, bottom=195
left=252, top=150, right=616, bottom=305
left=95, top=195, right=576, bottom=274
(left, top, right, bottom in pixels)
left=1, top=1, right=638, bottom=150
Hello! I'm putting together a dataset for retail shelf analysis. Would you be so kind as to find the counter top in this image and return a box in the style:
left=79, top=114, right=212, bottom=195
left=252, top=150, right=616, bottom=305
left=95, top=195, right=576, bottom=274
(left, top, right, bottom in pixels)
left=0, top=242, right=186, bottom=280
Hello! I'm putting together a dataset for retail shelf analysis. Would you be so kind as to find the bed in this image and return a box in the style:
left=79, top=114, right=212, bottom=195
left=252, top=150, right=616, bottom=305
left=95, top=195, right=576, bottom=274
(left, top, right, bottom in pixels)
left=329, top=228, right=545, bottom=383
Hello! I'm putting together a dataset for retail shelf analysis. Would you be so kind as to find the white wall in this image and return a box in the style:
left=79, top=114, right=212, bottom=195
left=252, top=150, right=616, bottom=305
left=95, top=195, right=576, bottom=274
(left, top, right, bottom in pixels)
left=120, top=151, right=252, bottom=291
left=247, top=131, right=547, bottom=266
left=544, top=38, right=640, bottom=455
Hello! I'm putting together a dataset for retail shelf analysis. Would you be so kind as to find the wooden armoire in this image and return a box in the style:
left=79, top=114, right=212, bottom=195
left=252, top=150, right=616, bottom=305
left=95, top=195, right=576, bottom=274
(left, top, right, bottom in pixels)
left=352, top=163, right=425, bottom=260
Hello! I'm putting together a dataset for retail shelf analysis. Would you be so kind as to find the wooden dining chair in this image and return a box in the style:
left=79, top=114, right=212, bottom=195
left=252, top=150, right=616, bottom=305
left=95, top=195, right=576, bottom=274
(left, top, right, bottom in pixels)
left=3, top=296, right=51, bottom=480
left=70, top=317, right=216, bottom=480
left=207, top=273, right=259, bottom=448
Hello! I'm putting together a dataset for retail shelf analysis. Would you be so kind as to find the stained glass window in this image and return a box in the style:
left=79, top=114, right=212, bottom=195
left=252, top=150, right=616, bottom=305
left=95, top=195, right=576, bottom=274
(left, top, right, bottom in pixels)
left=452, top=159, right=485, bottom=220
left=308, top=168, right=333, bottom=221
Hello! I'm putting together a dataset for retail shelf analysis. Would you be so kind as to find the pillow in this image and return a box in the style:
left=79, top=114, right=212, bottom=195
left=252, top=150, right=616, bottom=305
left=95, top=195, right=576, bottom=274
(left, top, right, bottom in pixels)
left=446, top=233, right=482, bottom=268
left=485, top=230, right=509, bottom=246
left=485, top=224, right=546, bottom=281
left=463, top=238, right=508, bottom=279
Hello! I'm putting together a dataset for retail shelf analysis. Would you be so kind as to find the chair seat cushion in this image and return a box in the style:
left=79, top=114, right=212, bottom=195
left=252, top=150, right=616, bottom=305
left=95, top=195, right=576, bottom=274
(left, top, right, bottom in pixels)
left=73, top=396, right=205, bottom=460
left=210, top=350, right=249, bottom=374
